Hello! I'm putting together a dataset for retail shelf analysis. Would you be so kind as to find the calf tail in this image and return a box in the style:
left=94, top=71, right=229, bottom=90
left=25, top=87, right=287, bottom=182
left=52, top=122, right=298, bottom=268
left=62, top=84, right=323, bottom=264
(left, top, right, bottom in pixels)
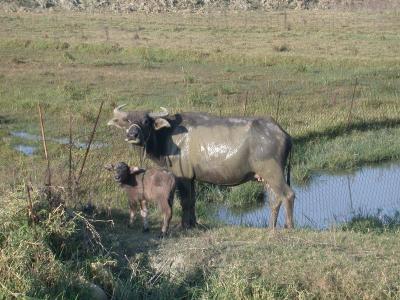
left=286, top=146, right=292, bottom=187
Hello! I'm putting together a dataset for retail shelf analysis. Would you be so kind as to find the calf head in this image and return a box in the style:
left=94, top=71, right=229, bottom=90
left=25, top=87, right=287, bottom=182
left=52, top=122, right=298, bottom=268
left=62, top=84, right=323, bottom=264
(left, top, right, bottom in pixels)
left=104, top=162, right=146, bottom=185
left=107, top=105, right=171, bottom=146
left=114, top=162, right=131, bottom=184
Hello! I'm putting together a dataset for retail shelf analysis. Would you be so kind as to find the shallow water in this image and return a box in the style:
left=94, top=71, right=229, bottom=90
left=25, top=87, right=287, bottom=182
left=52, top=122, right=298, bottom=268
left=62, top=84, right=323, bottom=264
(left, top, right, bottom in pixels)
left=214, top=164, right=400, bottom=229
left=14, top=144, right=37, bottom=156
left=10, top=131, right=400, bottom=228
left=11, top=131, right=106, bottom=155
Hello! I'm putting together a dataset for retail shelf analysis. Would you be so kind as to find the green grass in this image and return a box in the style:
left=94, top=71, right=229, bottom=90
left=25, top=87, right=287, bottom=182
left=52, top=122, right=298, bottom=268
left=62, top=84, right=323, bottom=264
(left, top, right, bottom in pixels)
left=195, top=181, right=265, bottom=211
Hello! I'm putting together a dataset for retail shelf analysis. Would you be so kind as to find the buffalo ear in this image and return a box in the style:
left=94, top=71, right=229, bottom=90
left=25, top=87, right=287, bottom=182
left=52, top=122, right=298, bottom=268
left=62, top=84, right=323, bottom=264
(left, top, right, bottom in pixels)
left=153, top=118, right=171, bottom=130
left=130, top=167, right=145, bottom=175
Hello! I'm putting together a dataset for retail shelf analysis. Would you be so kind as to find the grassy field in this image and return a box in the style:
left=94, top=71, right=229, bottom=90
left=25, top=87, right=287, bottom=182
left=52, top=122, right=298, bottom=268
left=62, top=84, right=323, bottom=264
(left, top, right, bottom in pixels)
left=1, top=10, right=400, bottom=190
left=1, top=9, right=400, bottom=299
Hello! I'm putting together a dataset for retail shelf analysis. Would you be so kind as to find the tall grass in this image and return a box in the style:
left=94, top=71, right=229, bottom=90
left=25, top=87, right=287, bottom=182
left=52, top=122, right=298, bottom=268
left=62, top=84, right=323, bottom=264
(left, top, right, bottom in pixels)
left=0, top=187, right=99, bottom=298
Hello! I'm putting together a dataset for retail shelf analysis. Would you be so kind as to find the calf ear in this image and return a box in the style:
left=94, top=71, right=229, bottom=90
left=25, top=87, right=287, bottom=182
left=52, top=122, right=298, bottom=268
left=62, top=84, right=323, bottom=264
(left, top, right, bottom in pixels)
left=153, top=118, right=171, bottom=130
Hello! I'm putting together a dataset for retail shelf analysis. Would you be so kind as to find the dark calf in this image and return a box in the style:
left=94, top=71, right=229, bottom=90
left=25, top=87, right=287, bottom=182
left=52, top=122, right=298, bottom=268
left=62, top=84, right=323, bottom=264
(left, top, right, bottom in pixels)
left=106, top=162, right=175, bottom=237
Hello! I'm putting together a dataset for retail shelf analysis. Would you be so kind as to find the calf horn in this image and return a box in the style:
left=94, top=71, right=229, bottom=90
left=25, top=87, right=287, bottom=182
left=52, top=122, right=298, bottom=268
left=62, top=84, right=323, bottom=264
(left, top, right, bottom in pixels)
left=104, top=164, right=115, bottom=171
left=148, top=107, right=169, bottom=119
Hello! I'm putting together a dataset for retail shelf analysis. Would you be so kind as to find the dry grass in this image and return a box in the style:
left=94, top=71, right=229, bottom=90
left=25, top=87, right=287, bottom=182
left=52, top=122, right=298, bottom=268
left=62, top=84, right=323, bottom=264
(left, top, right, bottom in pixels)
left=147, top=227, right=400, bottom=299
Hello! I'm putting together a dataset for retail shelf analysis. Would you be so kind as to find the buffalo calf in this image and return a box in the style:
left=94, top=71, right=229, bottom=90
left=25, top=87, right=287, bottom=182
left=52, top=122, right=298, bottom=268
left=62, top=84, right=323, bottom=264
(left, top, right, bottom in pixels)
left=107, top=162, right=175, bottom=237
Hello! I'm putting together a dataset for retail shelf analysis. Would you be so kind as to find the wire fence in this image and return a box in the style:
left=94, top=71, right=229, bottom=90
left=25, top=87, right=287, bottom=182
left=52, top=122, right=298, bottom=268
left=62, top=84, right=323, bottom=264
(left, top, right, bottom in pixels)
left=4, top=85, right=400, bottom=229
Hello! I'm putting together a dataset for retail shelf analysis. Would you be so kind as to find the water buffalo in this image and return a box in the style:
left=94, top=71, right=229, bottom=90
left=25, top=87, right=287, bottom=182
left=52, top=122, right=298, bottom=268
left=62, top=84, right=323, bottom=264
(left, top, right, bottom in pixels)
left=105, top=162, right=175, bottom=237
left=107, top=105, right=295, bottom=229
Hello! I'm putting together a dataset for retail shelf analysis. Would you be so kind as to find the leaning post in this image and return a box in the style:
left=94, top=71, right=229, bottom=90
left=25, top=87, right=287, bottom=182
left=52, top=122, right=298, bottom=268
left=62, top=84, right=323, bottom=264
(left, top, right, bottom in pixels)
left=76, top=101, right=104, bottom=185
left=38, top=103, right=52, bottom=190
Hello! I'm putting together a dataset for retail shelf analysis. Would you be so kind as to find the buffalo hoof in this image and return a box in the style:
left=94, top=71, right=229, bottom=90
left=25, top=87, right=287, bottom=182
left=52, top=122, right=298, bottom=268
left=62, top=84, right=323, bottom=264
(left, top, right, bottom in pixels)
left=180, top=221, right=198, bottom=230
left=142, top=227, right=150, bottom=233
left=158, top=232, right=168, bottom=239
left=283, top=224, right=294, bottom=229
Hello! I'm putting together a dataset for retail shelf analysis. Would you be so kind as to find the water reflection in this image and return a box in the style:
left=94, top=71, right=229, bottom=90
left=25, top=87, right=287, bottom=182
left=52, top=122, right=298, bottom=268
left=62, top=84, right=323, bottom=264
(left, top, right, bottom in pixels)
left=214, top=164, right=400, bottom=229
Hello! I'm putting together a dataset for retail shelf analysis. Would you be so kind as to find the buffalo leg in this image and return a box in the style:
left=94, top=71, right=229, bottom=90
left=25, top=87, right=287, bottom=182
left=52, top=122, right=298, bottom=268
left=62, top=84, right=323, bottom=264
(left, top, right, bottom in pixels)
left=254, top=162, right=295, bottom=229
left=177, top=179, right=196, bottom=229
left=268, top=177, right=295, bottom=229
left=283, top=188, right=295, bottom=228
left=267, top=189, right=282, bottom=229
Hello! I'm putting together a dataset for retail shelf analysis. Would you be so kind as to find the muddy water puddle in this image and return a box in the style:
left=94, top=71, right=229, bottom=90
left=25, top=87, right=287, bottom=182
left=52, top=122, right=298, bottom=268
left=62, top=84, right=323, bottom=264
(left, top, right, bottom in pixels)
left=11, top=131, right=106, bottom=155
left=14, top=144, right=36, bottom=156
left=214, top=164, right=400, bottom=229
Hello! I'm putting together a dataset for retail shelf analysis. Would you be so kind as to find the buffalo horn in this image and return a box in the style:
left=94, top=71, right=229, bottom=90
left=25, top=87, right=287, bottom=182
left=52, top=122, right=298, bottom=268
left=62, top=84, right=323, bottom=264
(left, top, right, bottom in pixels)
left=148, top=107, right=169, bottom=119
left=114, top=104, right=127, bottom=113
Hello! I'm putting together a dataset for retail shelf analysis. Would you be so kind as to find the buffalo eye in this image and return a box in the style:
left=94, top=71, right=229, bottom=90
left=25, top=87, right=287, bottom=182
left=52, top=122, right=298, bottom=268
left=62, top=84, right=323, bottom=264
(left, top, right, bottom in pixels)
left=143, top=118, right=150, bottom=126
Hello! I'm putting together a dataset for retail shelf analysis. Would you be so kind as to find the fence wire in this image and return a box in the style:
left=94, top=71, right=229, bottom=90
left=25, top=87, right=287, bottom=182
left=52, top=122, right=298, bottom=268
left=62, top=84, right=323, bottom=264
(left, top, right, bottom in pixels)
left=4, top=83, right=400, bottom=228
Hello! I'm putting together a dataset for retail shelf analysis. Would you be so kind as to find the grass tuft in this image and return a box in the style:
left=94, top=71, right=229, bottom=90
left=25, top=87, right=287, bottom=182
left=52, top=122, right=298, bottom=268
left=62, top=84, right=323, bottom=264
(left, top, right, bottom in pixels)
left=273, top=43, right=290, bottom=52
left=342, top=211, right=400, bottom=233
left=227, top=182, right=265, bottom=208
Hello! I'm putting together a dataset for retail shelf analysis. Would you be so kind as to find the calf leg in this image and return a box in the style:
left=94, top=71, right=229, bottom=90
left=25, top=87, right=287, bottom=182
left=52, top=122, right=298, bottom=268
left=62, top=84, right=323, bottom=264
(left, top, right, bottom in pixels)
left=140, top=200, right=149, bottom=232
left=128, top=201, right=137, bottom=228
left=176, top=179, right=196, bottom=229
left=159, top=201, right=172, bottom=238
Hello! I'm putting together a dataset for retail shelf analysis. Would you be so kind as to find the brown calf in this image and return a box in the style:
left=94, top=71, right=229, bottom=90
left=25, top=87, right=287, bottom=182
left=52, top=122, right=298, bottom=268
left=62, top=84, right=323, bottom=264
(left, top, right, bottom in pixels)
left=106, top=162, right=175, bottom=237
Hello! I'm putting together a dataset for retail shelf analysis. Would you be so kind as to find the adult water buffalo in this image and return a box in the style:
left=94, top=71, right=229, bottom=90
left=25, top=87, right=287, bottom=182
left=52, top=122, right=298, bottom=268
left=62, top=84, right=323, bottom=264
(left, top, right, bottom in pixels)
left=107, top=105, right=295, bottom=229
